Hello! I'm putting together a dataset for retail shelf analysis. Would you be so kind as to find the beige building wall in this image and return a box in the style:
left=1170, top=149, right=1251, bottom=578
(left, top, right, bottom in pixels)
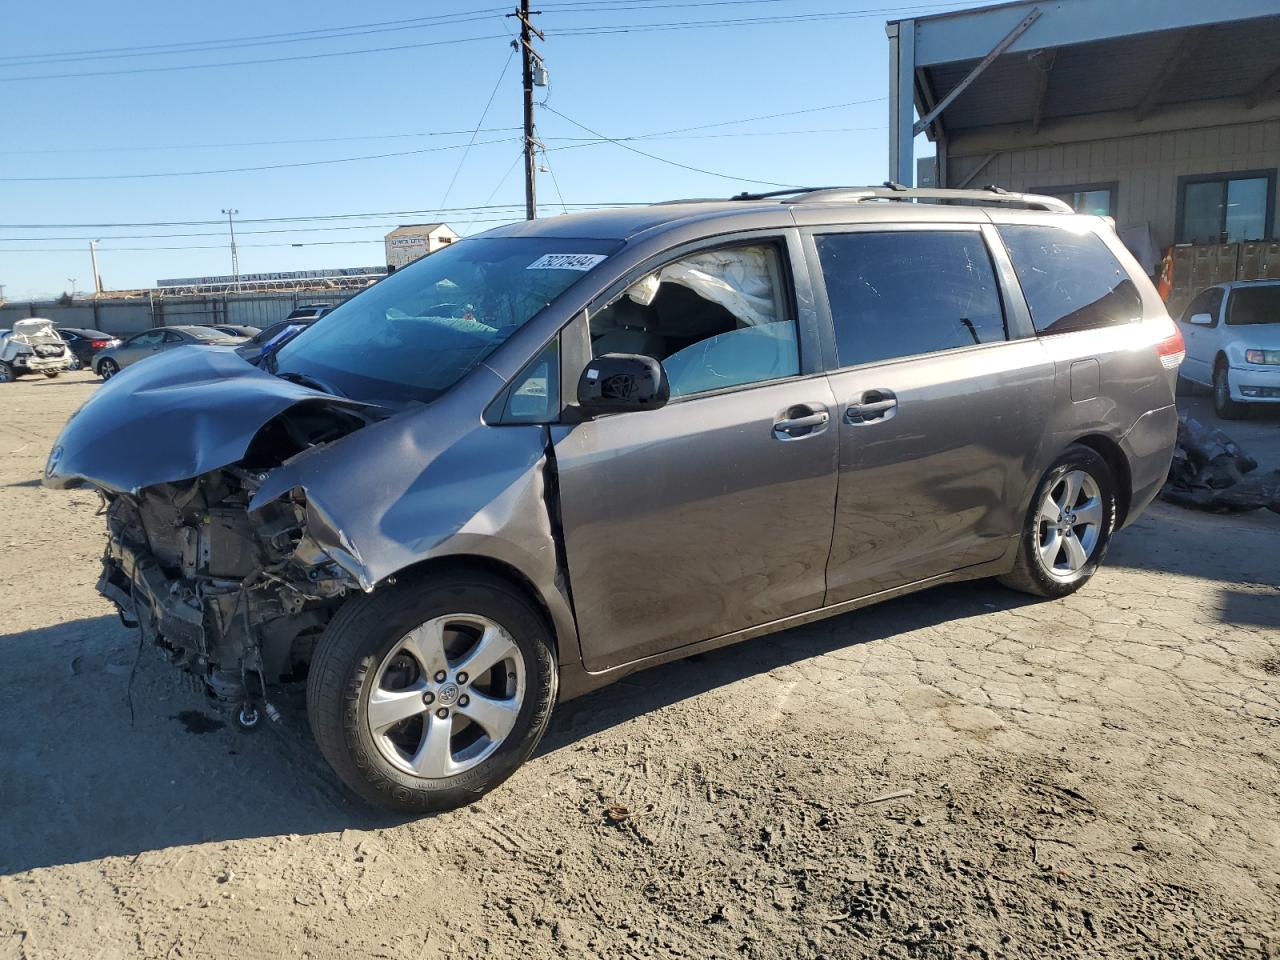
left=945, top=114, right=1280, bottom=256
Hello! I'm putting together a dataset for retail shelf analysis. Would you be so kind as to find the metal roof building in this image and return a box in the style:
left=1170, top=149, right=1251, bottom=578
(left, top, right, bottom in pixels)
left=887, top=0, right=1280, bottom=271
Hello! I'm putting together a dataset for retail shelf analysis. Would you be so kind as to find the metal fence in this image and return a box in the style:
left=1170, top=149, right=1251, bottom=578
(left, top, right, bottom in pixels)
left=0, top=289, right=362, bottom=336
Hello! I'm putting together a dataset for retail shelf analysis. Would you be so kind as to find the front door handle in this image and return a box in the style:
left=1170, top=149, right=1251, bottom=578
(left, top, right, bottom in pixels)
left=845, top=389, right=898, bottom=424
left=772, top=405, right=830, bottom=440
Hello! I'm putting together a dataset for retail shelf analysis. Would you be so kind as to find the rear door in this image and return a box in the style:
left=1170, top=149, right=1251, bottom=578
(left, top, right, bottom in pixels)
left=809, top=224, right=1055, bottom=602
left=551, top=231, right=839, bottom=671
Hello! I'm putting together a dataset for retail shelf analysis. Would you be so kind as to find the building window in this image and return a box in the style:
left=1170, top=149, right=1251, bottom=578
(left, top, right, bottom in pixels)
left=1177, top=171, right=1276, bottom=244
left=1034, top=183, right=1116, bottom=217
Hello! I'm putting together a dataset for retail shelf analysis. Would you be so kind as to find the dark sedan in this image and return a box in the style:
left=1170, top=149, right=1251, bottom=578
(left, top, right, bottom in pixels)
left=58, top=328, right=122, bottom=369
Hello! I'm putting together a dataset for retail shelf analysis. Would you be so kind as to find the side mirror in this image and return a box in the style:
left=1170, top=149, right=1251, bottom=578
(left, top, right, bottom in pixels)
left=1188, top=312, right=1214, bottom=326
left=576, top=353, right=669, bottom=417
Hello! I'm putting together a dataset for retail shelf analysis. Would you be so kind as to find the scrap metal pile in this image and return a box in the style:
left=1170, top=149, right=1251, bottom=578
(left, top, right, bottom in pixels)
left=1162, top=416, right=1280, bottom=514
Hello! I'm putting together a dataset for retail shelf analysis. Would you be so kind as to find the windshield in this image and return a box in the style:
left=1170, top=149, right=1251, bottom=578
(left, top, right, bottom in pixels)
left=270, top=236, right=618, bottom=404
left=1228, top=286, right=1280, bottom=325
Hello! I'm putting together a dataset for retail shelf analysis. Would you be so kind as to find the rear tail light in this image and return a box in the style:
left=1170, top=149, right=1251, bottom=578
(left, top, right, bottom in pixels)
left=1150, top=315, right=1185, bottom=369
left=90, top=340, right=109, bottom=349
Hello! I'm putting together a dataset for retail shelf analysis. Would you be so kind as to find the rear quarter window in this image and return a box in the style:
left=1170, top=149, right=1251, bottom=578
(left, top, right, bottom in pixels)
left=998, top=224, right=1143, bottom=335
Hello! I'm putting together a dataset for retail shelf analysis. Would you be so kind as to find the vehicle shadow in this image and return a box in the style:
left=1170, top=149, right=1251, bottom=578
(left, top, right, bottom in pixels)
left=0, top=580, right=1033, bottom=875
left=540, top=579, right=1032, bottom=755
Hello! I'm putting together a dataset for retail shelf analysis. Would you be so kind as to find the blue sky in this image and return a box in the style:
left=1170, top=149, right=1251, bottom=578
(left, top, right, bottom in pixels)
left=0, top=0, right=981, bottom=300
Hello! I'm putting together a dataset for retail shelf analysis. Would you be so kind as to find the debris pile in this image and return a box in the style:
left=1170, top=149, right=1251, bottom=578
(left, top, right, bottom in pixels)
left=1161, top=416, right=1280, bottom=513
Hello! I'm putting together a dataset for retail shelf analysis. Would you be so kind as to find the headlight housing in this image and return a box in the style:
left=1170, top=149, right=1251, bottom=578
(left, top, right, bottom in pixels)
left=1244, top=349, right=1280, bottom=365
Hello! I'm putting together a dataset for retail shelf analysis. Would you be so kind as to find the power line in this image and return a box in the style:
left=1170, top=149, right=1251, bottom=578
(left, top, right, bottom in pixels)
left=541, top=105, right=799, bottom=188
left=1, top=98, right=881, bottom=157
left=440, top=48, right=517, bottom=209
left=0, top=9, right=510, bottom=66
left=0, top=127, right=522, bottom=156
left=0, top=137, right=518, bottom=182
left=0, top=202, right=646, bottom=230
left=0, top=32, right=510, bottom=83
left=0, top=3, right=983, bottom=82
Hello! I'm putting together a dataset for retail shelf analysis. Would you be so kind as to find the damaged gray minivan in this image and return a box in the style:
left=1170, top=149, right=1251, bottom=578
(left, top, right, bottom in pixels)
left=46, top=186, right=1183, bottom=812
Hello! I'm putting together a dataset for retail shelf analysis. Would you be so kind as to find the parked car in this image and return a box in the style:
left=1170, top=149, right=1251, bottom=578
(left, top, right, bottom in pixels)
left=57, top=327, right=122, bottom=370
left=284, top=303, right=333, bottom=322
left=1176, top=279, right=1280, bottom=419
left=0, top=318, right=74, bottom=381
left=92, top=325, right=245, bottom=380
left=234, top=318, right=315, bottom=363
left=46, top=187, right=1182, bottom=813
left=205, top=324, right=261, bottom=339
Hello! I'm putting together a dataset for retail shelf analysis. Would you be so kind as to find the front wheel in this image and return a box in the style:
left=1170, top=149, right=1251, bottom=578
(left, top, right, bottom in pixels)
left=307, top=571, right=558, bottom=813
left=999, top=444, right=1117, bottom=599
left=1213, top=362, right=1247, bottom=420
left=44, top=370, right=60, bottom=378
left=0, top=361, right=14, bottom=383
left=97, top=358, right=119, bottom=380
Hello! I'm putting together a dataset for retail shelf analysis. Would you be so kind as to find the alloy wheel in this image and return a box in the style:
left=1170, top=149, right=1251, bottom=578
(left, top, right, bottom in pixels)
left=1036, top=469, right=1103, bottom=580
left=99, top=360, right=117, bottom=380
left=367, top=614, right=525, bottom=779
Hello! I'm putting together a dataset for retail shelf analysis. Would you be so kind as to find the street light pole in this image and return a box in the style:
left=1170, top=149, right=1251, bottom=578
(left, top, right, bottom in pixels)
left=67, top=278, right=77, bottom=299
left=221, top=208, right=241, bottom=292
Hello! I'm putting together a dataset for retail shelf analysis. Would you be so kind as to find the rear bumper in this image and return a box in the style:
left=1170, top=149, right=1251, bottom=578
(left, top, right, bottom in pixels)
left=1229, top=364, right=1280, bottom=403
left=1120, top=403, right=1177, bottom=527
left=13, top=354, right=70, bottom=371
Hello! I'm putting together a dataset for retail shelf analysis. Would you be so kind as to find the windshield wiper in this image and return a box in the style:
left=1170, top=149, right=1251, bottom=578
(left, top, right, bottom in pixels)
left=275, top=370, right=346, bottom=397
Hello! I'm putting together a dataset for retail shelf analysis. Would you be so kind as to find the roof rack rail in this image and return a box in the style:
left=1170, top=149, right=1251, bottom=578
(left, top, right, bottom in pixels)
left=769, top=183, right=1073, bottom=213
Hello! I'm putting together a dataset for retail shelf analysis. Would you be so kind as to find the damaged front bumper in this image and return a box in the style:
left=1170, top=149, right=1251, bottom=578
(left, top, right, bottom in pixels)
left=97, top=472, right=360, bottom=706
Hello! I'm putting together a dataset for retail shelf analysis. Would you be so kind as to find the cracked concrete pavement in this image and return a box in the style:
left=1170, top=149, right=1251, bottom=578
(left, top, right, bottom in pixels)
left=0, top=372, right=1277, bottom=959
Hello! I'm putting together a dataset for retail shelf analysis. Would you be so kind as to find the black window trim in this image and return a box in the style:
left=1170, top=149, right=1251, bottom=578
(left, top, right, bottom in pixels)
left=802, top=223, right=1019, bottom=374
left=1175, top=169, right=1277, bottom=245
left=1031, top=181, right=1119, bottom=217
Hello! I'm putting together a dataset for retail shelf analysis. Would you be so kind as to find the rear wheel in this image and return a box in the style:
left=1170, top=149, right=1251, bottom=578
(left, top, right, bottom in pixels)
left=97, top=358, right=119, bottom=380
left=1213, top=360, right=1247, bottom=420
left=307, top=571, right=557, bottom=813
left=999, top=444, right=1116, bottom=598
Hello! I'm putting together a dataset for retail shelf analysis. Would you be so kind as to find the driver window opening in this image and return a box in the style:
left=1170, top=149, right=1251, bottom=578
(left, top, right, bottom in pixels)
left=588, top=243, right=800, bottom=398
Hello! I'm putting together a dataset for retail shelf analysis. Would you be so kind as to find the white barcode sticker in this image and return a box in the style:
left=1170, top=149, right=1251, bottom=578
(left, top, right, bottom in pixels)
left=527, top=253, right=608, bottom=271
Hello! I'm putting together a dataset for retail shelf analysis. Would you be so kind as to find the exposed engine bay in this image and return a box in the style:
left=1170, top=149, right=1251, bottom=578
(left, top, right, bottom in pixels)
left=94, top=400, right=374, bottom=725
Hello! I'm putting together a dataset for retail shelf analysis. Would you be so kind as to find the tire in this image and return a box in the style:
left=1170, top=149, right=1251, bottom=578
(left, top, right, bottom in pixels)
left=0, top=361, right=13, bottom=383
left=44, top=370, right=60, bottom=378
left=1213, top=360, right=1247, bottom=421
left=307, top=570, right=558, bottom=813
left=97, top=358, right=119, bottom=381
left=999, top=444, right=1117, bottom=599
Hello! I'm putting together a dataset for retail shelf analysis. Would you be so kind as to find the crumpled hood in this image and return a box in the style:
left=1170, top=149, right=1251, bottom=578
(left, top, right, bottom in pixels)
left=43, top=346, right=370, bottom=494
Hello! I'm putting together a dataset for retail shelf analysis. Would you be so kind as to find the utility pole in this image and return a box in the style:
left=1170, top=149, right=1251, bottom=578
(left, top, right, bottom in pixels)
left=89, top=240, right=103, bottom=297
left=221, top=208, right=241, bottom=291
left=508, top=1, right=544, bottom=220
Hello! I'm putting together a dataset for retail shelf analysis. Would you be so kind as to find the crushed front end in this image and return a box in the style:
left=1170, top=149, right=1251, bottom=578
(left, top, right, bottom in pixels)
left=98, top=468, right=359, bottom=722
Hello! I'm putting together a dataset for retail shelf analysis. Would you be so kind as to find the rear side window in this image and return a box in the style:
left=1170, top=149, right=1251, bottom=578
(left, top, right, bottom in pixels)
left=815, top=231, right=1007, bottom=367
left=998, top=225, right=1142, bottom=335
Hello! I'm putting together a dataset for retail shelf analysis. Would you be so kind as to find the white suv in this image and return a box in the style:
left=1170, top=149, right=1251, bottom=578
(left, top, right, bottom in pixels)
left=1177, top=280, right=1280, bottom=419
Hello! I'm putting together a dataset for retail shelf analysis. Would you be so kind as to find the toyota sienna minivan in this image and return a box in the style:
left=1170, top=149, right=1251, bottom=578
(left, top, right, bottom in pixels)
left=45, top=186, right=1183, bottom=812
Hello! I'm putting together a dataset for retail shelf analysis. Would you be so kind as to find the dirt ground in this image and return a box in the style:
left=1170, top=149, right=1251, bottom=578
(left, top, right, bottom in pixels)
left=1, top=371, right=1278, bottom=960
